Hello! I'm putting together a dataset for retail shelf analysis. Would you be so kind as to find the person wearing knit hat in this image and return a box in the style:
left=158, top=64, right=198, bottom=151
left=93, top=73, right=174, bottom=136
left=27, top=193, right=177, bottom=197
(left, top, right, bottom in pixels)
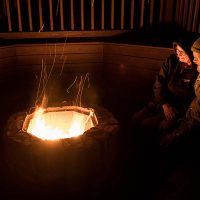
left=192, top=37, right=200, bottom=72
left=160, top=37, right=200, bottom=148
left=191, top=37, right=200, bottom=53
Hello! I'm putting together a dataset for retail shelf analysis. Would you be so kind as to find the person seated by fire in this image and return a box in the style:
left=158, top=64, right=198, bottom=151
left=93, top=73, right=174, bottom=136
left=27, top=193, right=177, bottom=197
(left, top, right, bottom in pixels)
left=160, top=37, right=200, bottom=148
left=132, top=33, right=199, bottom=151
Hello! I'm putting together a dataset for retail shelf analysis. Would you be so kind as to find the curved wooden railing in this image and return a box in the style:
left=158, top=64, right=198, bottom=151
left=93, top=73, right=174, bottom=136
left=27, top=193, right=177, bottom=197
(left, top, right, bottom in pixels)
left=0, top=0, right=199, bottom=39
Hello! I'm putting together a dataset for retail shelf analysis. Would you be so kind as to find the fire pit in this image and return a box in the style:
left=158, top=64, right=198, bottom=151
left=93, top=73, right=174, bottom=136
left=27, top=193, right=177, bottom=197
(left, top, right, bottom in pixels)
left=23, top=106, right=98, bottom=140
left=3, top=104, right=119, bottom=196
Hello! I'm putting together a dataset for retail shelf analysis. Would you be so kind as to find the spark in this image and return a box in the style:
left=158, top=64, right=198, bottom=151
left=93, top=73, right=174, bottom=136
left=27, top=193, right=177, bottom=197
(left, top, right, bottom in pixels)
left=39, top=22, right=45, bottom=32
left=66, top=76, right=77, bottom=94
left=60, top=55, right=67, bottom=76
left=34, top=58, right=48, bottom=108
left=32, top=35, right=90, bottom=111
left=75, top=76, right=84, bottom=106
left=37, top=44, right=57, bottom=104
left=56, top=0, right=60, bottom=16
left=60, top=35, right=68, bottom=59
left=82, top=110, right=93, bottom=126
left=35, top=58, right=45, bottom=106
left=75, top=73, right=90, bottom=107
left=65, top=73, right=90, bottom=107
left=60, top=34, right=68, bottom=75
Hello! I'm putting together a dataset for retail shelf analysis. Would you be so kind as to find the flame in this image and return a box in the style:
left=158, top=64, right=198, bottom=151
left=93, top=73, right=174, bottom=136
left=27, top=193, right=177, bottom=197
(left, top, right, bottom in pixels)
left=26, top=107, right=93, bottom=140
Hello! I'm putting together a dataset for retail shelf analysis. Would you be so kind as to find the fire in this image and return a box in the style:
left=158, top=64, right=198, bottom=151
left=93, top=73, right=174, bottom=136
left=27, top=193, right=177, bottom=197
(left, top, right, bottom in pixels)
left=24, top=106, right=98, bottom=140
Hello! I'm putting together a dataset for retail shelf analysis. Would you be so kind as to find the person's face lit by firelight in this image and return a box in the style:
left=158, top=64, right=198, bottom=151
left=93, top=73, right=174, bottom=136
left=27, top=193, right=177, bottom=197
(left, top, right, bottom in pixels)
left=175, top=45, right=191, bottom=66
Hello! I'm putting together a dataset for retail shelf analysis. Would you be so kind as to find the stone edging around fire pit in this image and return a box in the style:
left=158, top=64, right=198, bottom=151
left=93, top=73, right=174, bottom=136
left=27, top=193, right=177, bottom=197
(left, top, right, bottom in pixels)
left=2, top=104, right=120, bottom=195
left=4, top=105, right=119, bottom=145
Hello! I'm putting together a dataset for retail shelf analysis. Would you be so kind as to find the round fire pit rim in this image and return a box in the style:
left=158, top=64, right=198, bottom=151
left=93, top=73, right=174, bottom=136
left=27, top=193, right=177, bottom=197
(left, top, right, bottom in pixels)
left=22, top=105, right=98, bottom=134
left=4, top=104, right=119, bottom=145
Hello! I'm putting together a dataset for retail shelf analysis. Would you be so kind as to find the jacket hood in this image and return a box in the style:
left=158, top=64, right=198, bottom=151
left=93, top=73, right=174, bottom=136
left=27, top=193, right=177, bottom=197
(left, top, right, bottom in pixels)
left=173, top=32, right=200, bottom=63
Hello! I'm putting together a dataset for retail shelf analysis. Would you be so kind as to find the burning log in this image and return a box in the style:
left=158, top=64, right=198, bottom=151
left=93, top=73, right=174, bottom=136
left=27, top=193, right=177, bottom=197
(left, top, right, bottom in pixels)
left=3, top=104, right=119, bottom=197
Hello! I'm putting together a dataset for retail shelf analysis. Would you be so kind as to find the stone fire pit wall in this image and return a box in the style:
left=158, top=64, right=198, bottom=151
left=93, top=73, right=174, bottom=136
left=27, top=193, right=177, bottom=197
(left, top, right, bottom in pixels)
left=3, top=105, right=119, bottom=195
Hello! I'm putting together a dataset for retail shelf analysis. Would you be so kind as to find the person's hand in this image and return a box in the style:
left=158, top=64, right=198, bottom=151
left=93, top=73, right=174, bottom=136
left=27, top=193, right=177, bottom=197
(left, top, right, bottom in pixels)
left=159, top=132, right=179, bottom=148
left=162, top=103, right=177, bottom=120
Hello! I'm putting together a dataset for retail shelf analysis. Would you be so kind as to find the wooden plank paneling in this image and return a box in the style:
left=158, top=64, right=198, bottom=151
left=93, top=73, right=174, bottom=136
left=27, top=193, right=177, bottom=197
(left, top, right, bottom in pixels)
left=0, top=42, right=183, bottom=121
left=15, top=43, right=104, bottom=55
left=17, top=54, right=102, bottom=66
left=0, top=56, right=17, bottom=77
left=16, top=63, right=103, bottom=72
left=0, top=42, right=174, bottom=83
left=103, top=43, right=172, bottom=60
left=0, top=57, right=16, bottom=66
left=0, top=47, right=17, bottom=81
left=104, top=63, right=157, bottom=83
left=0, top=46, right=16, bottom=59
left=103, top=54, right=164, bottom=71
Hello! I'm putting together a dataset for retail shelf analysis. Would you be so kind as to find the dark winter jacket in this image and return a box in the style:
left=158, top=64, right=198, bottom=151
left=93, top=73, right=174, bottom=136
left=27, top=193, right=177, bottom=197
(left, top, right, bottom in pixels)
left=153, top=39, right=198, bottom=115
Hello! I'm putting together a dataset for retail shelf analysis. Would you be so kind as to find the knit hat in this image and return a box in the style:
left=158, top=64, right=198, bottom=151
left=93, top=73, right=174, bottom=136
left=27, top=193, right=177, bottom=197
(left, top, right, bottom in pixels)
left=191, top=37, right=200, bottom=53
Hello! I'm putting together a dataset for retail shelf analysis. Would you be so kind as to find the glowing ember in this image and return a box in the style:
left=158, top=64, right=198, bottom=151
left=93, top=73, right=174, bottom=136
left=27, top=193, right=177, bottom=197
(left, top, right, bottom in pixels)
left=23, top=106, right=98, bottom=140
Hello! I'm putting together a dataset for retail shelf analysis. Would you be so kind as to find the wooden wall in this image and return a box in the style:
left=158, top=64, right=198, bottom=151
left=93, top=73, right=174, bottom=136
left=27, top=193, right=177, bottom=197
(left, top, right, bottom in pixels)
left=0, top=46, right=16, bottom=79
left=103, top=43, right=173, bottom=115
left=0, top=42, right=173, bottom=124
